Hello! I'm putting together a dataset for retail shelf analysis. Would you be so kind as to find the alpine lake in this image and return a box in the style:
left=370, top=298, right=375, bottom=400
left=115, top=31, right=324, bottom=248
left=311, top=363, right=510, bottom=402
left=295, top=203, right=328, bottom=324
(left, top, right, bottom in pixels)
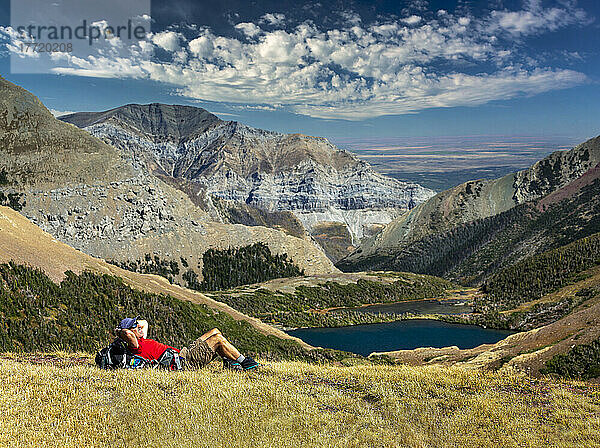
left=287, top=299, right=514, bottom=356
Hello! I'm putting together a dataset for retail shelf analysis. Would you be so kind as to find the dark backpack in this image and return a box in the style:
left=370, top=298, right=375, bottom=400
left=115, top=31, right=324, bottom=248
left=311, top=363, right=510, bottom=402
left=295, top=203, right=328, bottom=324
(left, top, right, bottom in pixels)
left=156, top=348, right=184, bottom=371
left=95, top=339, right=184, bottom=371
left=95, top=338, right=132, bottom=369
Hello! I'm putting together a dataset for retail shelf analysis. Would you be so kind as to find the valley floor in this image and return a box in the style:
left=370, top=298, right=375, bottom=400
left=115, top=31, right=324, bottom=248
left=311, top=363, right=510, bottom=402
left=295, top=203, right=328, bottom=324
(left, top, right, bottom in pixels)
left=1, top=354, right=599, bottom=447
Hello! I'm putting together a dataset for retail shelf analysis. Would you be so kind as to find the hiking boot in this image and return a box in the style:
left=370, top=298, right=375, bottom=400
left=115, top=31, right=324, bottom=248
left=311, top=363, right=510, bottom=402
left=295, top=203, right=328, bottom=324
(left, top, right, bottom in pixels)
left=240, top=356, right=260, bottom=371
left=222, top=357, right=243, bottom=371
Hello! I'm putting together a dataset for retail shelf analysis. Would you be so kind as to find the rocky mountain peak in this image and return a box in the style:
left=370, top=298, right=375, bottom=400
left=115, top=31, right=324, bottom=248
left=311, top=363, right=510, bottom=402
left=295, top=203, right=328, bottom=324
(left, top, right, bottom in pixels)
left=513, top=135, right=600, bottom=203
left=0, top=77, right=133, bottom=188
left=61, top=103, right=222, bottom=144
left=0, top=77, right=53, bottom=123
left=60, top=102, right=435, bottom=260
left=1, top=80, right=338, bottom=279
left=60, top=103, right=433, bottom=208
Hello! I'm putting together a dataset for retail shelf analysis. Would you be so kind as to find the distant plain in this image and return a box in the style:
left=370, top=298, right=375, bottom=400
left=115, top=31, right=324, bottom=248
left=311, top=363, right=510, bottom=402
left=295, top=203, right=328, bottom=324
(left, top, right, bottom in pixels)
left=335, top=135, right=583, bottom=191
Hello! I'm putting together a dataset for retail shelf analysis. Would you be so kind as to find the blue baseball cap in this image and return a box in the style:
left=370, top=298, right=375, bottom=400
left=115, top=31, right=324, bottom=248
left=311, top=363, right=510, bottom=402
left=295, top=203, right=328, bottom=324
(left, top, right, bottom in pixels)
left=119, top=316, right=140, bottom=329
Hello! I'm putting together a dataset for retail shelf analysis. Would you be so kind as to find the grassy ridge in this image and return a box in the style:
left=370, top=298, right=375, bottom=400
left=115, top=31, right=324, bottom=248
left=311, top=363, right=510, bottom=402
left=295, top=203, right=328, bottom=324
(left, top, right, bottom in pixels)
left=1, top=358, right=598, bottom=447
left=0, top=262, right=318, bottom=361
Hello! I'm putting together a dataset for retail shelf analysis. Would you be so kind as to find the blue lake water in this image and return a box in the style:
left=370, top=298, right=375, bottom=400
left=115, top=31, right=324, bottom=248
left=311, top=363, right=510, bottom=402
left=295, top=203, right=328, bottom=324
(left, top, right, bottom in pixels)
left=287, top=319, right=514, bottom=356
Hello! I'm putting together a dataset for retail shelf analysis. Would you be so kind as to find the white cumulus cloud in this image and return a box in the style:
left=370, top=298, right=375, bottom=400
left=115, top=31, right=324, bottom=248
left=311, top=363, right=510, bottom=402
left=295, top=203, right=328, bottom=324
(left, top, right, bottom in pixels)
left=489, top=0, right=589, bottom=36
left=235, top=22, right=262, bottom=38
left=152, top=31, right=182, bottom=52
left=0, top=1, right=593, bottom=121
left=402, top=15, right=422, bottom=25
left=261, top=13, right=286, bottom=26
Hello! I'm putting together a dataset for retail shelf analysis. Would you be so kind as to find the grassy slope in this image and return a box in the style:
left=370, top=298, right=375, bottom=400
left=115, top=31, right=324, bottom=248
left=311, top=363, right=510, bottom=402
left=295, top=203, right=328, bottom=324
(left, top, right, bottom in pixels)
left=0, top=263, right=318, bottom=361
left=449, top=173, right=600, bottom=285
left=0, top=205, right=310, bottom=348
left=0, top=357, right=598, bottom=448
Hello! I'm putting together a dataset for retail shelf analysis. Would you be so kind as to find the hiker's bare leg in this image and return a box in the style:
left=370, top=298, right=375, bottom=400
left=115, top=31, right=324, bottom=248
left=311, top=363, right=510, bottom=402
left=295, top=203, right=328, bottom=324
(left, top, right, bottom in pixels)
left=204, top=332, right=241, bottom=360
left=200, top=328, right=222, bottom=341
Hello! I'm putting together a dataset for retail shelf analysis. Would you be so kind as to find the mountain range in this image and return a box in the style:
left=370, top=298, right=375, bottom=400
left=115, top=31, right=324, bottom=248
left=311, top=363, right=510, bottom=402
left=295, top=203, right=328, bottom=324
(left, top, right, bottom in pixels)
left=60, top=103, right=434, bottom=261
left=0, top=77, right=336, bottom=283
left=338, top=135, right=600, bottom=280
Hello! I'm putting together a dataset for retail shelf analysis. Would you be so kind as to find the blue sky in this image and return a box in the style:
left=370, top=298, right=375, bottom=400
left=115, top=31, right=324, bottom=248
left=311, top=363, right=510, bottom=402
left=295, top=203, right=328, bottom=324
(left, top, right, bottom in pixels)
left=0, top=0, right=599, bottom=141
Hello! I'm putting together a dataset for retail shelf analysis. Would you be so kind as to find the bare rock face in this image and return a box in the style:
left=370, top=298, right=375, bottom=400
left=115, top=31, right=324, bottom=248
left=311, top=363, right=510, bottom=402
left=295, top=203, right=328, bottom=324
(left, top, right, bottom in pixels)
left=513, top=136, right=600, bottom=203
left=0, top=77, right=337, bottom=280
left=61, top=105, right=434, bottom=255
left=0, top=77, right=133, bottom=188
left=22, top=174, right=336, bottom=279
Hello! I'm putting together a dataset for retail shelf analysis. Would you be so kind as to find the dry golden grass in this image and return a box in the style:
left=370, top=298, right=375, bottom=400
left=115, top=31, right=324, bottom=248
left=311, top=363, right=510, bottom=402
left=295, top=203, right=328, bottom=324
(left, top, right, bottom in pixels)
left=1, top=355, right=599, bottom=448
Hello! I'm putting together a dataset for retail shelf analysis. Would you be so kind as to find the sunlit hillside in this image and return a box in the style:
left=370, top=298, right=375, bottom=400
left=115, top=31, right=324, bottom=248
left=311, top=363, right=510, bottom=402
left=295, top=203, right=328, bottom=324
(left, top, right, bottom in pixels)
left=1, top=355, right=599, bottom=448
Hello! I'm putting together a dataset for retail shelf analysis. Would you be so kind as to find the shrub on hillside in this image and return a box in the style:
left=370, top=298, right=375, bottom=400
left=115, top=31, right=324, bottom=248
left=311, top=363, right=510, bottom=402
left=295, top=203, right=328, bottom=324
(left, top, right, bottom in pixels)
left=0, top=262, right=312, bottom=360
left=197, top=242, right=303, bottom=291
left=108, top=254, right=180, bottom=284
left=542, top=338, right=600, bottom=380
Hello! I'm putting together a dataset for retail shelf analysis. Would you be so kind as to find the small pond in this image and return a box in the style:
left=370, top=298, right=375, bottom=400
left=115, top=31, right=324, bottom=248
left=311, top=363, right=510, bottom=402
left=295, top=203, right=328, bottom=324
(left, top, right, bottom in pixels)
left=335, top=299, right=472, bottom=316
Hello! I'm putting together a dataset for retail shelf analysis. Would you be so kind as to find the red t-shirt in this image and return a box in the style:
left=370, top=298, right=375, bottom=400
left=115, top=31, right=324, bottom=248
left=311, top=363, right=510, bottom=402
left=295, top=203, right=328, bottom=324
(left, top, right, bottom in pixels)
left=131, top=337, right=179, bottom=360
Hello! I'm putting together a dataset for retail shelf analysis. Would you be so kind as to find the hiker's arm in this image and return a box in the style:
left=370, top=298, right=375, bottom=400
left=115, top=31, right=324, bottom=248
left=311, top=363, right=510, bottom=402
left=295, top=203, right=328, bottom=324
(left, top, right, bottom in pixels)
left=138, top=320, right=148, bottom=338
left=116, top=329, right=139, bottom=349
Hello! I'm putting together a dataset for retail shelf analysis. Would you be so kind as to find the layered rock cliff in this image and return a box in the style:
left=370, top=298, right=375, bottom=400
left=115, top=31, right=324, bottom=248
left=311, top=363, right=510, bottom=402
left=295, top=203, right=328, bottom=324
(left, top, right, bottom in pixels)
left=61, top=104, right=434, bottom=260
left=0, top=77, right=337, bottom=279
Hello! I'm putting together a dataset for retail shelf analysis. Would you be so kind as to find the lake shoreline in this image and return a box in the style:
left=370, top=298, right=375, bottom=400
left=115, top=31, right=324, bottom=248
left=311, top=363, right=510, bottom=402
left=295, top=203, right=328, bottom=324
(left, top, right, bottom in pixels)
left=310, top=295, right=471, bottom=314
left=275, top=296, right=476, bottom=332
left=286, top=318, right=515, bottom=356
left=280, top=311, right=499, bottom=333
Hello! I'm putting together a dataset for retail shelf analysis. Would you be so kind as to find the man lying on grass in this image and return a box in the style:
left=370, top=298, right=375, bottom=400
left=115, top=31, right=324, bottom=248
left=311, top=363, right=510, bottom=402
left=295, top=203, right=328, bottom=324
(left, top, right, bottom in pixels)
left=116, top=317, right=259, bottom=371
